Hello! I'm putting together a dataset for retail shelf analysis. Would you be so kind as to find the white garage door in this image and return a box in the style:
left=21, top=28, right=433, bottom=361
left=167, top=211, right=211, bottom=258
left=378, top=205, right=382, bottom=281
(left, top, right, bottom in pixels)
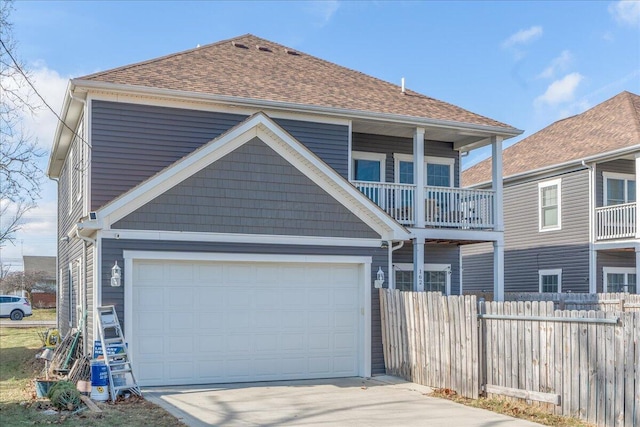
left=130, top=259, right=363, bottom=386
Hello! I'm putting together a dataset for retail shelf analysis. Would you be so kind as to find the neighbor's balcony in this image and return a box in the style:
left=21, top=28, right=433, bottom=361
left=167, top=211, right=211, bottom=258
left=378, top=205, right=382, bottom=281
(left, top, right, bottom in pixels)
left=353, top=181, right=496, bottom=229
left=595, top=203, right=636, bottom=240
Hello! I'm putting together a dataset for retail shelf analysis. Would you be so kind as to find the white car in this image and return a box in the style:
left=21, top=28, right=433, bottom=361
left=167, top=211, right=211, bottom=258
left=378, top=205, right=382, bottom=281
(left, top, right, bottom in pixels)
left=0, top=295, right=33, bottom=320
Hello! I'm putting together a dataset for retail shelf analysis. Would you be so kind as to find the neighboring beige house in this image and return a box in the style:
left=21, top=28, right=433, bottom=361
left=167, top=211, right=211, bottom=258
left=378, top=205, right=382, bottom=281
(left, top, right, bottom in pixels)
left=462, top=91, right=640, bottom=295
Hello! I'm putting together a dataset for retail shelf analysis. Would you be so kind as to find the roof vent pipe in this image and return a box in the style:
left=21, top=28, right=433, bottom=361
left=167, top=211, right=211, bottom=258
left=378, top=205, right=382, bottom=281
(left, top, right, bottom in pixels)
left=401, top=77, right=405, bottom=94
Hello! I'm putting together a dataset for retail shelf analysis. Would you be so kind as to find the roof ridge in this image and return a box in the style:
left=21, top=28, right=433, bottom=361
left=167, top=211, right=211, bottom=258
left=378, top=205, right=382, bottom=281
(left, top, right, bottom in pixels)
left=622, top=91, right=640, bottom=139
left=78, top=33, right=255, bottom=81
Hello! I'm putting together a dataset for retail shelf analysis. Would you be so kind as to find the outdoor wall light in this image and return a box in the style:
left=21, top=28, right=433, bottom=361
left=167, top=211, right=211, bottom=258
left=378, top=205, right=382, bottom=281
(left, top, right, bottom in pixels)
left=374, top=266, right=385, bottom=288
left=111, top=261, right=121, bottom=287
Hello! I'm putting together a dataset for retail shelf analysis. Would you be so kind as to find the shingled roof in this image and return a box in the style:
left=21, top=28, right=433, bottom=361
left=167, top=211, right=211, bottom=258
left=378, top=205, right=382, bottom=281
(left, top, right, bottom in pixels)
left=462, top=91, right=640, bottom=186
left=77, top=34, right=516, bottom=131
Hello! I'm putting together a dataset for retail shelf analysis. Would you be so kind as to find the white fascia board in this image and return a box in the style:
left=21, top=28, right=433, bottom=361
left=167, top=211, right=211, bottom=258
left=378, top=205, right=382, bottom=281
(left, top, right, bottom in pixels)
left=100, top=229, right=383, bottom=248
left=97, top=113, right=409, bottom=240
left=122, top=250, right=372, bottom=265
left=48, top=83, right=86, bottom=178
left=409, top=227, right=503, bottom=243
left=593, top=240, right=640, bottom=251
left=72, top=79, right=522, bottom=138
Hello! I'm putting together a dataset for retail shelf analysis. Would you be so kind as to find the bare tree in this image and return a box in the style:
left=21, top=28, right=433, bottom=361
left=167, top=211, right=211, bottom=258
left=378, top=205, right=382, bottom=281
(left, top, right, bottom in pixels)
left=0, top=0, right=44, bottom=248
left=0, top=269, right=50, bottom=302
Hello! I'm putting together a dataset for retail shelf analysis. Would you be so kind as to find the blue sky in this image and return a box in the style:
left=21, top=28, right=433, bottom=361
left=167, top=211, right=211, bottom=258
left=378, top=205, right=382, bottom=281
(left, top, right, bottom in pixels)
left=2, top=0, right=639, bottom=269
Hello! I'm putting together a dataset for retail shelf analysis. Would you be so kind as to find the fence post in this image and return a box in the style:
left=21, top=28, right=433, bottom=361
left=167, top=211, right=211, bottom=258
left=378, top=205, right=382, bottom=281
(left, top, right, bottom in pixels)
left=477, top=300, right=486, bottom=397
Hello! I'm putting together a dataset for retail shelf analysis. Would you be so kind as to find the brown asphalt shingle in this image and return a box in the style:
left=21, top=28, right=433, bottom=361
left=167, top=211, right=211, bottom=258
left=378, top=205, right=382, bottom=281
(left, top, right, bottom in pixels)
left=462, top=91, right=640, bottom=186
left=78, top=34, right=516, bottom=131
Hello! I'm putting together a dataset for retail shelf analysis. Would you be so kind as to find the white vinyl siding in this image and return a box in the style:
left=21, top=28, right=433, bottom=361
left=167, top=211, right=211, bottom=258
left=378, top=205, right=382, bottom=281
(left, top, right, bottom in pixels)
left=539, top=179, right=562, bottom=231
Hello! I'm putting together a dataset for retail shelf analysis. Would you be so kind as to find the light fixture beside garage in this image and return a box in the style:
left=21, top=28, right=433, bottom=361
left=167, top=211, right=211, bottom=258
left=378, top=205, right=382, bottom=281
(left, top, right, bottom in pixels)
left=374, top=267, right=385, bottom=288
left=111, top=261, right=122, bottom=287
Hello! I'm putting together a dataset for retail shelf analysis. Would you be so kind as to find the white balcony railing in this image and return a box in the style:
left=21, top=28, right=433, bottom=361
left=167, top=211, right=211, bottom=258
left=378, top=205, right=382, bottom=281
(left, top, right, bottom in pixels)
left=353, top=181, right=416, bottom=225
left=425, top=186, right=495, bottom=229
left=352, top=181, right=495, bottom=229
left=595, top=203, right=636, bottom=240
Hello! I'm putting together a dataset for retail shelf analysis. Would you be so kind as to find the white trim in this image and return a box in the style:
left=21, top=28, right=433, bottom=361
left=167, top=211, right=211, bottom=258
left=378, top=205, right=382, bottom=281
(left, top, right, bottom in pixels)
left=92, top=240, right=99, bottom=344
left=603, top=266, right=636, bottom=293
left=100, top=229, right=383, bottom=247
left=68, top=147, right=74, bottom=216
left=538, top=178, right=562, bottom=232
left=347, top=120, right=353, bottom=184
left=538, top=268, right=562, bottom=293
left=123, top=251, right=372, bottom=379
left=393, top=262, right=451, bottom=294
left=351, top=151, right=386, bottom=182
left=603, top=171, right=636, bottom=205
left=95, top=113, right=409, bottom=240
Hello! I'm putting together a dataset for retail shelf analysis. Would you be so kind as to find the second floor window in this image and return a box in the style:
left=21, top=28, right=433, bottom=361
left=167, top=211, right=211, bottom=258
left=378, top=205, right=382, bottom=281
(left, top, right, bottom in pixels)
left=539, top=179, right=561, bottom=231
left=604, top=172, right=636, bottom=205
left=352, top=151, right=385, bottom=182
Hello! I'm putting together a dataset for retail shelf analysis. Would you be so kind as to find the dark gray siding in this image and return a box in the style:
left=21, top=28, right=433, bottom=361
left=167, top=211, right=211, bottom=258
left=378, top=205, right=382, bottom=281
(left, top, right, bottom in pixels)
left=461, top=243, right=494, bottom=292
left=595, top=159, right=635, bottom=207
left=596, top=250, right=635, bottom=292
left=57, top=119, right=88, bottom=337
left=101, top=239, right=388, bottom=374
left=463, top=169, right=591, bottom=293
left=91, top=101, right=350, bottom=210
left=274, top=118, right=349, bottom=179
left=352, top=133, right=460, bottom=186
left=113, top=138, right=378, bottom=238
left=392, top=243, right=461, bottom=294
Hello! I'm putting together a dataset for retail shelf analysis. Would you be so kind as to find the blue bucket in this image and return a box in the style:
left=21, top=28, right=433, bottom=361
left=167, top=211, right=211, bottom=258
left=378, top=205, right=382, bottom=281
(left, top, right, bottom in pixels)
left=90, top=359, right=109, bottom=386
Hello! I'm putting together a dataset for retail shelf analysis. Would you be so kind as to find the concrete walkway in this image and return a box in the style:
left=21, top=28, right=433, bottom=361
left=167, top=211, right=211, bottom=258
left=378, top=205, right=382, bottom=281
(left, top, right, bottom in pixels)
left=144, top=376, right=543, bottom=427
left=0, top=320, right=55, bottom=328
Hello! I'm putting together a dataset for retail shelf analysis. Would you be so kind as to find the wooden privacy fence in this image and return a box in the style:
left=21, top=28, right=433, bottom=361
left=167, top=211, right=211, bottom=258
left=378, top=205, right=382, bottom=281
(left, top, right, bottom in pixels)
left=481, top=301, right=639, bottom=427
left=379, top=289, right=640, bottom=427
left=379, top=290, right=479, bottom=399
left=504, top=292, right=640, bottom=312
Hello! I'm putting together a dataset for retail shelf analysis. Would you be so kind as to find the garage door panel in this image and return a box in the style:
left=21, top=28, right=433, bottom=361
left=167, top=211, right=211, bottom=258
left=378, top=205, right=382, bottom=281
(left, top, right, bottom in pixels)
left=132, top=259, right=362, bottom=386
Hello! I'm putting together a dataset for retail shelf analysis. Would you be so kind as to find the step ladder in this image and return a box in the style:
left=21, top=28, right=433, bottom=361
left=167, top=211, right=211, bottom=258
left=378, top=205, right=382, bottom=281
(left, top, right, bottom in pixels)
left=96, top=306, right=142, bottom=402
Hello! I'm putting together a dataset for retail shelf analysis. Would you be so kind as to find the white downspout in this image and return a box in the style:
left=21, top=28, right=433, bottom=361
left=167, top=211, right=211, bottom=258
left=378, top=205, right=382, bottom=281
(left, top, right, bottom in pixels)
left=388, top=241, right=405, bottom=290
left=582, top=160, right=597, bottom=293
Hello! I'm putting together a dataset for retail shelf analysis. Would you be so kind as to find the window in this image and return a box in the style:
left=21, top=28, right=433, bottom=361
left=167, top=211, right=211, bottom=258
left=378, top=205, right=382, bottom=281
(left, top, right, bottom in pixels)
left=68, top=145, right=74, bottom=215
left=393, top=263, right=451, bottom=294
left=539, top=179, right=561, bottom=231
left=76, top=120, right=84, bottom=203
left=68, top=263, right=73, bottom=327
left=539, top=269, right=562, bottom=293
left=393, top=154, right=455, bottom=187
left=603, top=172, right=635, bottom=206
left=603, top=267, right=637, bottom=293
left=352, top=151, right=385, bottom=182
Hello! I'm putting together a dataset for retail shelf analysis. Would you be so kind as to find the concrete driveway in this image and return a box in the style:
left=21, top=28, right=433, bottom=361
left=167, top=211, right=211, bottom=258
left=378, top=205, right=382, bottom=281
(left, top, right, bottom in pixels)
left=144, top=376, right=542, bottom=427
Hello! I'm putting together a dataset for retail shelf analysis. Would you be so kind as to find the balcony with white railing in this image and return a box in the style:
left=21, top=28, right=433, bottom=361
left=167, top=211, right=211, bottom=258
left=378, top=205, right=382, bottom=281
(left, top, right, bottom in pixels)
left=595, top=203, right=636, bottom=240
left=352, top=181, right=496, bottom=229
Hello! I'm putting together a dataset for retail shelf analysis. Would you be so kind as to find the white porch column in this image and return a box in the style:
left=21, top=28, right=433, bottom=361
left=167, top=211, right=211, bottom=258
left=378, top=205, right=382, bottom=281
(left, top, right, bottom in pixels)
left=635, top=153, right=640, bottom=239
left=491, top=136, right=504, bottom=232
left=588, top=162, right=597, bottom=293
left=414, top=128, right=426, bottom=228
left=413, top=237, right=425, bottom=291
left=493, top=239, right=504, bottom=301
left=636, top=245, right=640, bottom=293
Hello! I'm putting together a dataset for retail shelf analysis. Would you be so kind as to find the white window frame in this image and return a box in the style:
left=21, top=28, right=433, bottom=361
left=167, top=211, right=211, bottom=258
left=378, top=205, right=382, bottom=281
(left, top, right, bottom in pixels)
left=603, top=267, right=636, bottom=293
left=538, top=268, right=562, bottom=293
left=393, top=263, right=451, bottom=294
left=425, top=156, right=455, bottom=187
left=603, top=172, right=635, bottom=206
left=76, top=120, right=84, bottom=203
left=351, top=151, right=386, bottom=183
left=68, top=263, right=73, bottom=327
left=538, top=178, right=562, bottom=232
left=393, top=154, right=455, bottom=187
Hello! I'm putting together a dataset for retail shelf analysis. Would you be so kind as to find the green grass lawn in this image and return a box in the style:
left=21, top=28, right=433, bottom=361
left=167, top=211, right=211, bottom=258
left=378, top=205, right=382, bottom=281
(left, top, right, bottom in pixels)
left=0, top=327, right=185, bottom=426
left=29, top=308, right=57, bottom=322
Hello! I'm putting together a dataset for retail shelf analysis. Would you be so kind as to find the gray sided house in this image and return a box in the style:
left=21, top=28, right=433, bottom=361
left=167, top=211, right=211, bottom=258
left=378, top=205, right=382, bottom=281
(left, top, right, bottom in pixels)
left=462, top=91, right=640, bottom=296
left=47, top=34, right=520, bottom=387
